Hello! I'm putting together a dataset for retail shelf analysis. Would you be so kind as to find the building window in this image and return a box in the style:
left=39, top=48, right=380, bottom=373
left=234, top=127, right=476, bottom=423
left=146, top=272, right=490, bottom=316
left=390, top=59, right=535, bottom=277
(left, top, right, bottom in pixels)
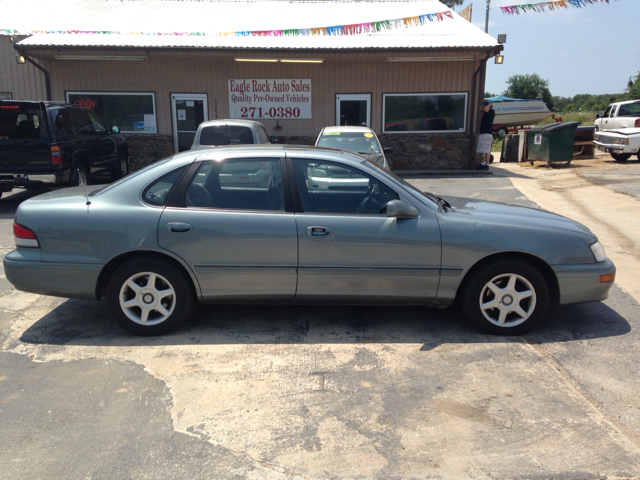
left=0, top=93, right=12, bottom=100
left=66, top=92, right=157, bottom=134
left=382, top=93, right=468, bottom=134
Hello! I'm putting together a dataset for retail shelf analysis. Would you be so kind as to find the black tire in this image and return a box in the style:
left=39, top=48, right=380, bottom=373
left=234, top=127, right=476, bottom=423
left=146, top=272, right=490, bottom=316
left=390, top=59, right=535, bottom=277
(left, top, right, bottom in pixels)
left=106, top=257, right=195, bottom=336
left=73, top=165, right=89, bottom=187
left=459, top=258, right=550, bottom=335
left=111, top=154, right=129, bottom=181
left=489, top=154, right=494, bottom=164
left=610, top=150, right=631, bottom=162
left=496, top=127, right=509, bottom=139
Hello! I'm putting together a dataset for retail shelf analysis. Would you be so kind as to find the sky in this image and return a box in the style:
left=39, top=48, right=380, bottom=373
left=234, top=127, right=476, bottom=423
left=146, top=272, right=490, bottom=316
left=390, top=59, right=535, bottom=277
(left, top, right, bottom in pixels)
left=451, top=0, right=639, bottom=99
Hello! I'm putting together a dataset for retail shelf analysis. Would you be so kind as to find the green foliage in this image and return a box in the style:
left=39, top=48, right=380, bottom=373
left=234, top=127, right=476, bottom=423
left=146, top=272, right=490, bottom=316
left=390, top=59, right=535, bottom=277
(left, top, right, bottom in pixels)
left=484, top=91, right=496, bottom=98
left=552, top=93, right=625, bottom=115
left=441, top=0, right=464, bottom=9
left=504, top=73, right=554, bottom=110
left=629, top=71, right=640, bottom=100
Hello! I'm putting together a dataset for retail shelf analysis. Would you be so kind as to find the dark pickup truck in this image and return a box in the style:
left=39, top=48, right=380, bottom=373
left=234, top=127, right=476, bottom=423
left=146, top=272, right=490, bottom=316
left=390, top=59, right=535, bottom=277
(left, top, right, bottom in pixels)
left=0, top=100, right=128, bottom=198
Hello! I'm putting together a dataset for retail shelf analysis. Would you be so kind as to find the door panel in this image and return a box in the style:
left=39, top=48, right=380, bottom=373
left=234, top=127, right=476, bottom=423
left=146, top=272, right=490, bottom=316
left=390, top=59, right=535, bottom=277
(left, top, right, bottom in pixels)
left=291, top=158, right=441, bottom=302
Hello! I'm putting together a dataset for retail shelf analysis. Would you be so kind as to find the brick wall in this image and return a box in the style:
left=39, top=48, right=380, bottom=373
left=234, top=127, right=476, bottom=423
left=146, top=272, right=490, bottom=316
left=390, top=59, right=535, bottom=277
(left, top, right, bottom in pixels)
left=124, top=134, right=174, bottom=170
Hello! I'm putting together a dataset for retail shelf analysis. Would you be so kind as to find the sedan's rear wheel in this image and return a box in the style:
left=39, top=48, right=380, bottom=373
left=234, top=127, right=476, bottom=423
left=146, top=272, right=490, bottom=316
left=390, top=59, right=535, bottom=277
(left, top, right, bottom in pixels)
left=106, top=258, right=195, bottom=335
left=460, top=259, right=549, bottom=335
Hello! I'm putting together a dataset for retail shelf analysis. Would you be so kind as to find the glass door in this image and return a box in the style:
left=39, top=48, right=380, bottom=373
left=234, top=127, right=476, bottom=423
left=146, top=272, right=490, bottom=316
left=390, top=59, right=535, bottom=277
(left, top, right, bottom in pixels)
left=336, top=94, right=371, bottom=127
left=171, top=93, right=208, bottom=153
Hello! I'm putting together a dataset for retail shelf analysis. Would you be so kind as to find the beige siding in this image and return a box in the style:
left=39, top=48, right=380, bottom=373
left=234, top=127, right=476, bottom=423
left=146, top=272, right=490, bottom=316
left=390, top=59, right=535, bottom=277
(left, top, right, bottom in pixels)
left=38, top=49, right=486, bottom=138
left=0, top=36, right=46, bottom=100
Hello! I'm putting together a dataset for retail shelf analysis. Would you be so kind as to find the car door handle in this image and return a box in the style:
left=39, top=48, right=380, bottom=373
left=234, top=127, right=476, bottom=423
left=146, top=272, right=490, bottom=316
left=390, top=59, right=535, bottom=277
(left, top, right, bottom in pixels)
left=166, top=222, right=191, bottom=233
left=305, top=226, right=331, bottom=237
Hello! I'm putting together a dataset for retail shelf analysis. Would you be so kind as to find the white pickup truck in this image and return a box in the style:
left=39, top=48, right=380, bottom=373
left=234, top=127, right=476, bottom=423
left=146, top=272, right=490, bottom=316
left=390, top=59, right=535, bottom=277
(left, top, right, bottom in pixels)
left=593, top=127, right=640, bottom=161
left=594, top=99, right=640, bottom=131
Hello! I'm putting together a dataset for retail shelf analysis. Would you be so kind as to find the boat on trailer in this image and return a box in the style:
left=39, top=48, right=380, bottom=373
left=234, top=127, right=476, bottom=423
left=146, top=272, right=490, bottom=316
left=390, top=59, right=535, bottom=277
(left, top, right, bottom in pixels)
left=485, top=95, right=554, bottom=137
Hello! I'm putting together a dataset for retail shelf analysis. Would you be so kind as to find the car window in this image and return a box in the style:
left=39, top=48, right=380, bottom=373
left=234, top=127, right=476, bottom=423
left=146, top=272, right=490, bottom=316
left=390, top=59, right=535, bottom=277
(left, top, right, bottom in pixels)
left=293, top=159, right=398, bottom=215
left=71, top=109, right=93, bottom=135
left=198, top=125, right=254, bottom=146
left=88, top=111, right=107, bottom=134
left=142, top=166, right=188, bottom=206
left=316, top=131, right=381, bottom=154
left=52, top=108, right=77, bottom=138
left=0, top=106, right=43, bottom=140
left=184, top=159, right=284, bottom=211
left=603, top=106, right=612, bottom=118
left=257, top=125, right=269, bottom=143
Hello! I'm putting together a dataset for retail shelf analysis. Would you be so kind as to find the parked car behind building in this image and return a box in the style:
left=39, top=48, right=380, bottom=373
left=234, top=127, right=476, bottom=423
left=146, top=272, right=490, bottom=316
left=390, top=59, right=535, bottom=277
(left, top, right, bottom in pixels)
left=0, top=100, right=128, bottom=197
left=190, top=119, right=277, bottom=149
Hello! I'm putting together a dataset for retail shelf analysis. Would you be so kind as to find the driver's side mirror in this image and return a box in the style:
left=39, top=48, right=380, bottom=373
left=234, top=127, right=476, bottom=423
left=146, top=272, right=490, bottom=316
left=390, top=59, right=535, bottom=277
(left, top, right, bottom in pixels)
left=269, top=135, right=278, bottom=143
left=595, top=114, right=602, bottom=119
left=386, top=199, right=419, bottom=218
left=111, top=125, right=120, bottom=134
left=383, top=146, right=393, bottom=154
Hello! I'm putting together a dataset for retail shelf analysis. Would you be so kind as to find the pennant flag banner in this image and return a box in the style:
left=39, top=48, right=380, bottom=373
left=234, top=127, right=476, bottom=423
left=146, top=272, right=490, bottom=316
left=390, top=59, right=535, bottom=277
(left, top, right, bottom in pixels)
left=500, top=0, right=617, bottom=15
left=1, top=11, right=453, bottom=37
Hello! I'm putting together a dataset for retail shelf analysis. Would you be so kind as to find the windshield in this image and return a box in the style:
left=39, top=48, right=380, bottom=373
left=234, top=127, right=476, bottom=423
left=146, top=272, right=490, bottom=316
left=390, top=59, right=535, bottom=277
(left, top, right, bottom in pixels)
left=198, top=125, right=254, bottom=146
left=317, top=131, right=381, bottom=154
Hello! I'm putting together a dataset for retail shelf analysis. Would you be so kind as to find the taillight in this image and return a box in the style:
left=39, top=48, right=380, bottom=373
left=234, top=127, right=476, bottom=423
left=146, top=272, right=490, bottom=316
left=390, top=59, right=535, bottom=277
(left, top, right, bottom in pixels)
left=50, top=145, right=62, bottom=165
left=13, top=222, right=40, bottom=248
left=635, top=118, right=640, bottom=128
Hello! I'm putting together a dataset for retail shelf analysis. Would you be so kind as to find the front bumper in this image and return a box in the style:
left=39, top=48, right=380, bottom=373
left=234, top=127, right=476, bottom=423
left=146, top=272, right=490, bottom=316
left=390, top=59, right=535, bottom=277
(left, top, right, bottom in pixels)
left=3, top=250, right=102, bottom=301
left=592, top=140, right=639, bottom=155
left=553, top=258, right=616, bottom=305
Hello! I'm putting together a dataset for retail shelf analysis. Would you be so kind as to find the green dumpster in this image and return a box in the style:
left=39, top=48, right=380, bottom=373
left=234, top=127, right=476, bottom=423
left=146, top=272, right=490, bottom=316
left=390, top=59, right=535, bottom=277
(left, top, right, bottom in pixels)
left=527, top=121, right=581, bottom=163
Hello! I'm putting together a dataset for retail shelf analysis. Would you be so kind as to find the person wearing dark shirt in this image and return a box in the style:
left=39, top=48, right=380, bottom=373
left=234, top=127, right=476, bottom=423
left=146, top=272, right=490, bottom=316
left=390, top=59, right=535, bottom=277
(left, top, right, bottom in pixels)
left=476, top=100, right=495, bottom=169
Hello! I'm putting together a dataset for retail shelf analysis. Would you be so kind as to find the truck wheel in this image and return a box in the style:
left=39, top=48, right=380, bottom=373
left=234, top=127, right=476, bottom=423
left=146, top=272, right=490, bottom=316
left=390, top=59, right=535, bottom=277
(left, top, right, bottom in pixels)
left=459, top=258, right=549, bottom=336
left=111, top=155, right=129, bottom=181
left=610, top=151, right=631, bottom=162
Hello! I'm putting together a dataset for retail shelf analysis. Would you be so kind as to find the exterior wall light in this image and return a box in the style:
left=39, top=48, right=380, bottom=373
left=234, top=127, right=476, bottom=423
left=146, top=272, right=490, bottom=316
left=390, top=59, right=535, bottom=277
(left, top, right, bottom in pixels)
left=15, top=54, right=26, bottom=64
left=495, top=55, right=504, bottom=64
left=9, top=36, right=16, bottom=44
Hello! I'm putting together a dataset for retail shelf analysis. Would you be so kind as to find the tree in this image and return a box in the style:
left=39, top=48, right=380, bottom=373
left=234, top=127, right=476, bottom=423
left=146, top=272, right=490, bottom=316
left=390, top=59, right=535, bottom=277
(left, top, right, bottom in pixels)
left=441, top=0, right=464, bottom=10
left=629, top=71, right=640, bottom=100
left=504, top=73, right=554, bottom=110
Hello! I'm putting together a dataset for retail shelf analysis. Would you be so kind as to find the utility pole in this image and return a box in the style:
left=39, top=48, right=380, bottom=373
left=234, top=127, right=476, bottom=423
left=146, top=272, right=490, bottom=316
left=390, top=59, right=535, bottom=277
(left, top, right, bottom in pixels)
left=485, top=0, right=490, bottom=33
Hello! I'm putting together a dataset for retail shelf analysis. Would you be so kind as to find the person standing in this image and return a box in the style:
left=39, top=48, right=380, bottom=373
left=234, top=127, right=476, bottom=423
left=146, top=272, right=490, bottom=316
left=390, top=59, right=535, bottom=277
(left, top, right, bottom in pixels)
left=476, top=100, right=495, bottom=169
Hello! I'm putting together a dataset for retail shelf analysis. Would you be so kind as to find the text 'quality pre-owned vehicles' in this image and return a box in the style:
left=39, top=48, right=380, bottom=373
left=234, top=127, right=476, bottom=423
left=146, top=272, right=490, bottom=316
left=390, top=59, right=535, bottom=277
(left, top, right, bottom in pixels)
left=0, top=100, right=128, bottom=197
left=4, top=145, right=615, bottom=336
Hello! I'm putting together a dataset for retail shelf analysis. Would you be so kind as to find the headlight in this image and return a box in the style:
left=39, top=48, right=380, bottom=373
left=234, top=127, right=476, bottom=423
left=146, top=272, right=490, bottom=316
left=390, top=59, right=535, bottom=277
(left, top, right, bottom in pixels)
left=590, top=241, right=607, bottom=263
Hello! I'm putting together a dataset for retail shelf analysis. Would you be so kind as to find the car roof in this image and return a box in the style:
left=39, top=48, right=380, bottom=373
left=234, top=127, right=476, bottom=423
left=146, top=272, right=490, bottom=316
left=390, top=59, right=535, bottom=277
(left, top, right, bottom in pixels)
left=190, top=144, right=367, bottom=165
left=321, top=126, right=375, bottom=134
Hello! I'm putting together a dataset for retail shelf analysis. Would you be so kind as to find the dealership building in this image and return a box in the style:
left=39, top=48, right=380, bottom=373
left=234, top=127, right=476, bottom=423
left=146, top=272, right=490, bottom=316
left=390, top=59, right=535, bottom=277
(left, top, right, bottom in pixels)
left=1, top=0, right=502, bottom=170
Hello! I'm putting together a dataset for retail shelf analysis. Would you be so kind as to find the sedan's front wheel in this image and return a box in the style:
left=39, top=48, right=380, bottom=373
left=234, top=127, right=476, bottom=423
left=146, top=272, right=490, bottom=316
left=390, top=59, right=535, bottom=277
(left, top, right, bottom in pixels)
left=460, top=259, right=549, bottom=335
left=106, top=258, right=195, bottom=335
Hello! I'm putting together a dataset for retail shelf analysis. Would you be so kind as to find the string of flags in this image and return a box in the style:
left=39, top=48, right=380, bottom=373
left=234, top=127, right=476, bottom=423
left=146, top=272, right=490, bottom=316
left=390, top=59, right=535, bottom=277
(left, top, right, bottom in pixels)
left=0, top=10, right=453, bottom=37
left=500, top=0, right=617, bottom=15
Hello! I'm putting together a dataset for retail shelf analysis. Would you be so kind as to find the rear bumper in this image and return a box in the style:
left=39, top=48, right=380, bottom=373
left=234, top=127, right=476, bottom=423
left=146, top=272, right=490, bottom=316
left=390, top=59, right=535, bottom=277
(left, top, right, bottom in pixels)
left=553, top=259, right=616, bottom=305
left=0, top=172, right=62, bottom=188
left=3, top=250, right=102, bottom=301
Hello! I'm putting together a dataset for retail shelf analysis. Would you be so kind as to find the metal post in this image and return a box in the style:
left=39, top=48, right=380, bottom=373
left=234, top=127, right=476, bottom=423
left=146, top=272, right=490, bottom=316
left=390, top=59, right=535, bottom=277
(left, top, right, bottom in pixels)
left=485, top=0, right=491, bottom=33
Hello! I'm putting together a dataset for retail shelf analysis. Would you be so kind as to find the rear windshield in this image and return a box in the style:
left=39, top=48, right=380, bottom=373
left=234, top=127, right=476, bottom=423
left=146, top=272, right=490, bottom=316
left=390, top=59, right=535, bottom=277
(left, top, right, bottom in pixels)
left=0, top=105, right=45, bottom=140
left=316, top=131, right=381, bottom=154
left=198, top=126, right=254, bottom=146
left=618, top=102, right=640, bottom=117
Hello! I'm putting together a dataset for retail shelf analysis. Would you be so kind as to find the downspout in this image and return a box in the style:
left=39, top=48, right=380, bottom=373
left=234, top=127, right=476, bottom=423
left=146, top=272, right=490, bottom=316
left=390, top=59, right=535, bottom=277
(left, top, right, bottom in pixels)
left=468, top=55, right=488, bottom=169
left=14, top=48, right=52, bottom=101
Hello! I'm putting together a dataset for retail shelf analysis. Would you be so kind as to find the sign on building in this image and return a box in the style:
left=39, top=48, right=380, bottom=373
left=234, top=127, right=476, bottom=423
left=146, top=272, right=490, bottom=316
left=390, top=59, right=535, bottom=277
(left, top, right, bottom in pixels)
left=228, top=79, right=312, bottom=119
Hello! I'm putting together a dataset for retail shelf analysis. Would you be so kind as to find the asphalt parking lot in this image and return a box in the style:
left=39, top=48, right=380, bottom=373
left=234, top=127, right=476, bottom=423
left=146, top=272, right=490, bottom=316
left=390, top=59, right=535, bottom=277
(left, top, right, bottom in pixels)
left=1, top=159, right=640, bottom=479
